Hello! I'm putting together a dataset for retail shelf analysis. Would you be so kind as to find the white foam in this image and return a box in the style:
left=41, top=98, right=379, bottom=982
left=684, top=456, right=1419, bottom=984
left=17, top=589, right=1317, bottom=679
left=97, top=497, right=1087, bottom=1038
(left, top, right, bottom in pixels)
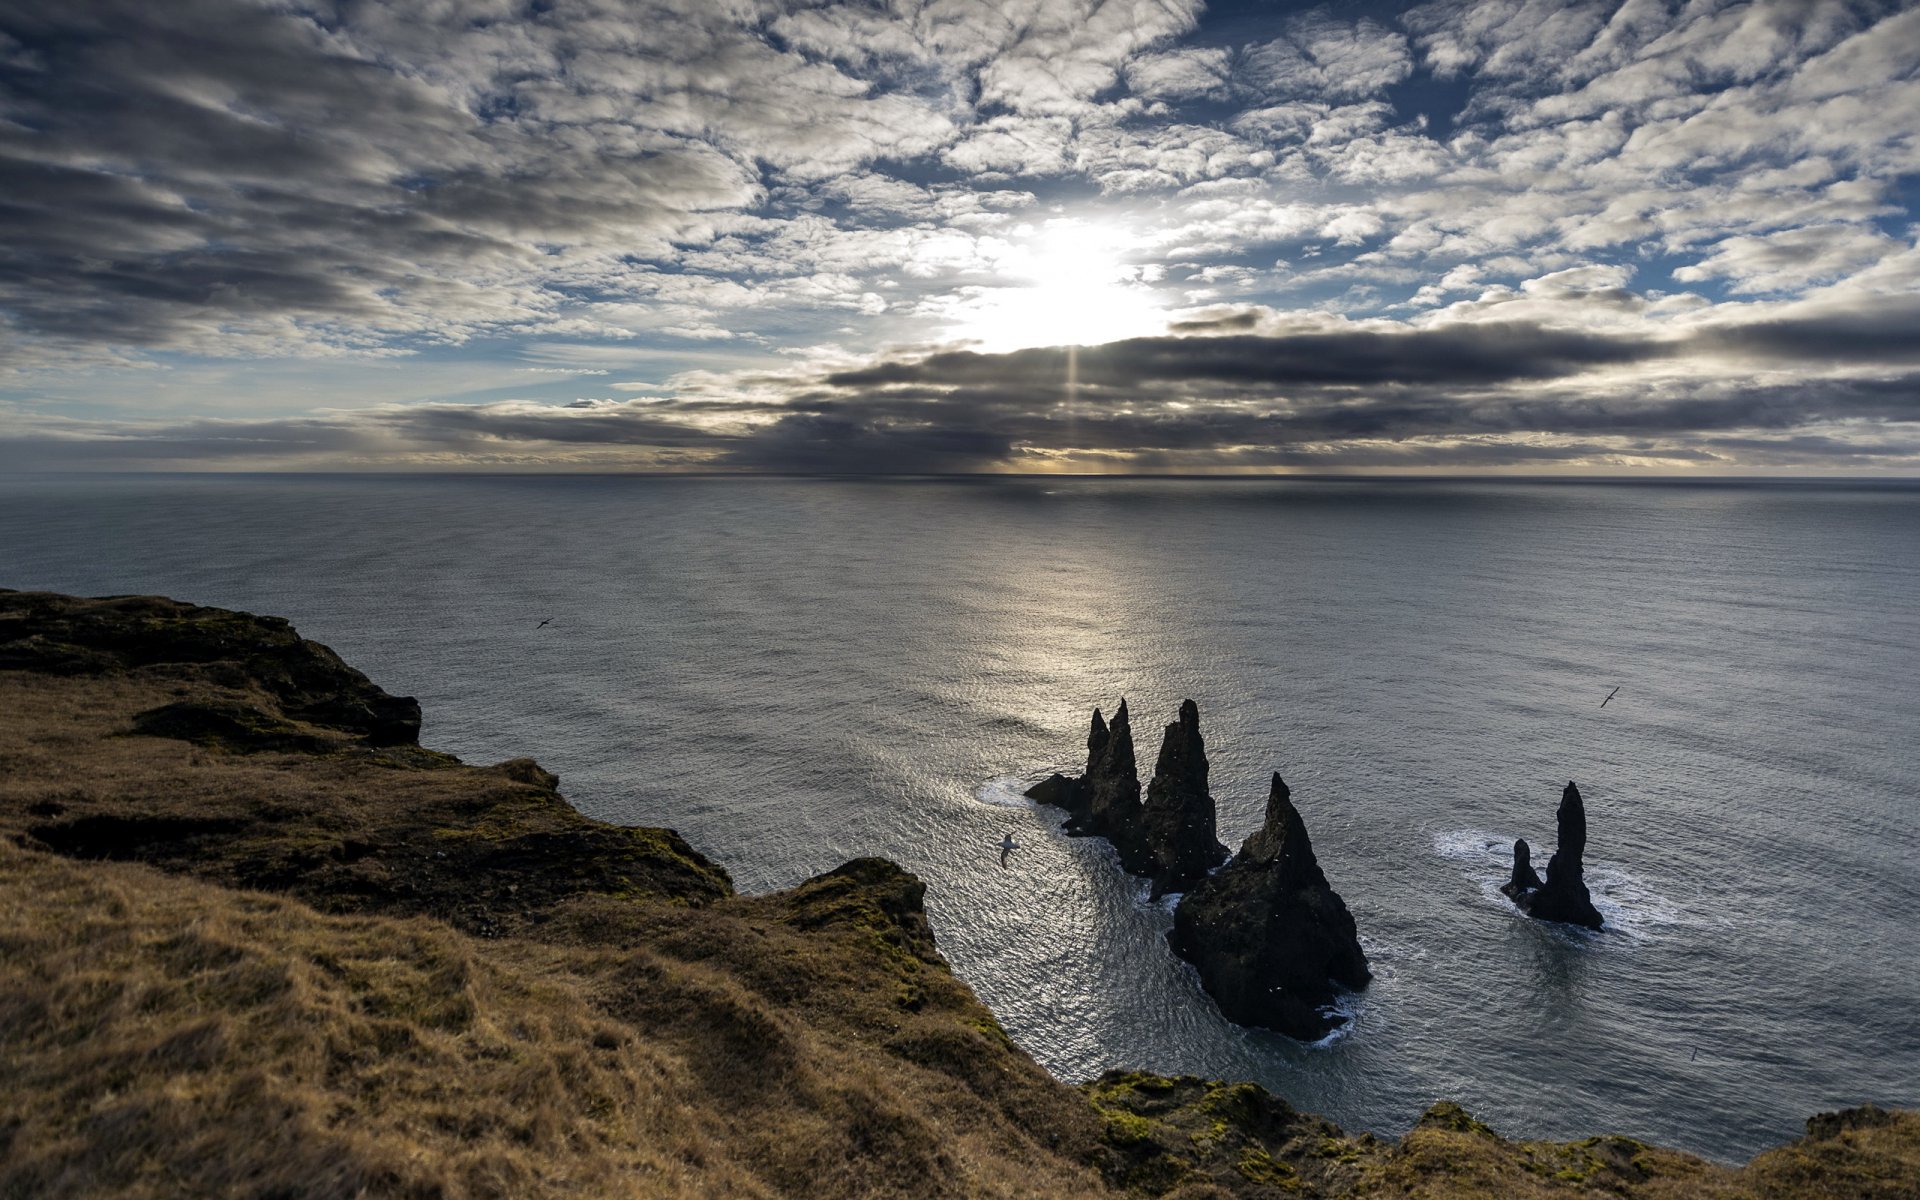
left=974, top=775, right=1039, bottom=808
left=1430, top=828, right=1514, bottom=864
left=1309, top=991, right=1363, bottom=1048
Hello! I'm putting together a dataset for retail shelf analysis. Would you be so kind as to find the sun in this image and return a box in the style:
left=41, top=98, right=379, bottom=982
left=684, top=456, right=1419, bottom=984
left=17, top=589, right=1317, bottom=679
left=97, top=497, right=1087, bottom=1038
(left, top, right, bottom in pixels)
left=945, top=218, right=1166, bottom=351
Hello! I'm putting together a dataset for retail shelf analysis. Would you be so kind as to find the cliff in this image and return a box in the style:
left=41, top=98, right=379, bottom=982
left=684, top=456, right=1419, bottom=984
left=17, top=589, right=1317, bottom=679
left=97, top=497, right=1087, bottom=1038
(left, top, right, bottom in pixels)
left=2, top=589, right=1913, bottom=1199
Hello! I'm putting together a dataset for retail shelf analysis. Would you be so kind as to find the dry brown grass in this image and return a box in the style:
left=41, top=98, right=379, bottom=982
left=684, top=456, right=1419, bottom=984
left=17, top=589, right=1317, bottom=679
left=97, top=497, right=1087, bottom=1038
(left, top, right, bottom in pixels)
left=2, top=589, right=1914, bottom=1199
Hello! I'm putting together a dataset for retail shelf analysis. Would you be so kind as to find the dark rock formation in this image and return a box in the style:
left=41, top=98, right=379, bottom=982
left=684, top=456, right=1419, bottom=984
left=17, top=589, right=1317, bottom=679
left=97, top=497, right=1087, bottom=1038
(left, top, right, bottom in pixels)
left=1139, top=699, right=1228, bottom=897
left=1504, top=781, right=1603, bottom=930
left=1499, top=838, right=1544, bottom=899
left=1168, top=773, right=1370, bottom=1040
left=1025, top=699, right=1152, bottom=871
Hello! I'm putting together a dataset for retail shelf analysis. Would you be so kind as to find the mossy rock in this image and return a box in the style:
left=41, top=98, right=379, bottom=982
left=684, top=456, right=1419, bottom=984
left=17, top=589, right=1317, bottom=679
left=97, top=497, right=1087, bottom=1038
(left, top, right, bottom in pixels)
left=130, top=700, right=333, bottom=753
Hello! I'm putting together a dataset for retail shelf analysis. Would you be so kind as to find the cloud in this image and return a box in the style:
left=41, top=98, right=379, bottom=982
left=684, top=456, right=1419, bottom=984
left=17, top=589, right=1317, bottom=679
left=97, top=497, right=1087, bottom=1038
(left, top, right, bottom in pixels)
left=1674, top=225, right=1906, bottom=294
left=1242, top=13, right=1414, bottom=100
left=3, top=0, right=1918, bottom=473
left=1124, top=47, right=1233, bottom=101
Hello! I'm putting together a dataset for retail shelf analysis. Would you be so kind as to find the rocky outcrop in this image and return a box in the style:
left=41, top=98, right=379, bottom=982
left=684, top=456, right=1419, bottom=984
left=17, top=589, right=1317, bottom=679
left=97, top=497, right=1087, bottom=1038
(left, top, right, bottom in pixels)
left=1139, top=699, right=1228, bottom=897
left=1501, top=839, right=1544, bottom=896
left=0, top=589, right=421, bottom=745
left=1168, top=773, right=1370, bottom=1040
left=1028, top=698, right=1231, bottom=892
left=1026, top=700, right=1153, bottom=872
left=1501, top=781, right=1603, bottom=930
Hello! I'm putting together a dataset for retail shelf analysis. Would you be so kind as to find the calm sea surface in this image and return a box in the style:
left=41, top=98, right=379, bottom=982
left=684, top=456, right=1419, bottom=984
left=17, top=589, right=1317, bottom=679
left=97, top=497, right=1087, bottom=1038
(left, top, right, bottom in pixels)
left=4, top=474, right=1916, bottom=1160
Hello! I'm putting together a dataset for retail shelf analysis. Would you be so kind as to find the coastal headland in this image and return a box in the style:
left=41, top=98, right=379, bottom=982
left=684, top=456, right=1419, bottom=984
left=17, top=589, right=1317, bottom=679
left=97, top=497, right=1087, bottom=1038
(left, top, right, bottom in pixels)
left=2, top=589, right=1913, bottom=1199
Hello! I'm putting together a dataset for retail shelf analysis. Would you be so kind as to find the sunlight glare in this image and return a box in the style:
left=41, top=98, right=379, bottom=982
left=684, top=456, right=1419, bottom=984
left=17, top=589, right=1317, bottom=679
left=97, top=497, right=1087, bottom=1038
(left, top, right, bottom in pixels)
left=946, top=219, right=1165, bottom=351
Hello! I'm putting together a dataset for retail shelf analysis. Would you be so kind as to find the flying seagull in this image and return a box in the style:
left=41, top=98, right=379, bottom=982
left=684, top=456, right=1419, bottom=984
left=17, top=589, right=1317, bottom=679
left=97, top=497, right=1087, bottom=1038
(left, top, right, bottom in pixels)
left=1601, top=686, right=1620, bottom=707
left=534, top=617, right=554, bottom=629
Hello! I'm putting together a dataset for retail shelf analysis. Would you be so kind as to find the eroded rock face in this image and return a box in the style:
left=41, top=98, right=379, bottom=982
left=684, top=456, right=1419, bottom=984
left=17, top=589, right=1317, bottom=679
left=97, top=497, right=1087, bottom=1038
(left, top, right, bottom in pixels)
left=1168, top=773, right=1370, bottom=1041
left=1504, top=782, right=1603, bottom=930
left=1140, top=699, right=1228, bottom=898
left=1026, top=700, right=1152, bottom=871
left=1500, top=839, right=1544, bottom=899
left=1074, top=701, right=1147, bottom=852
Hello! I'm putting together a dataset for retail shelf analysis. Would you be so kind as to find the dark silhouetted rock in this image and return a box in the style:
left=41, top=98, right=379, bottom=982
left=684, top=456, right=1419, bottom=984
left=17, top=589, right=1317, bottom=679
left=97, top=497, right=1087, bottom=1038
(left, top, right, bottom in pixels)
left=1499, top=838, right=1544, bottom=901
left=1506, top=781, right=1603, bottom=930
left=1023, top=773, right=1074, bottom=807
left=1169, top=773, right=1370, bottom=1040
left=1026, top=700, right=1152, bottom=870
left=1140, top=699, right=1228, bottom=897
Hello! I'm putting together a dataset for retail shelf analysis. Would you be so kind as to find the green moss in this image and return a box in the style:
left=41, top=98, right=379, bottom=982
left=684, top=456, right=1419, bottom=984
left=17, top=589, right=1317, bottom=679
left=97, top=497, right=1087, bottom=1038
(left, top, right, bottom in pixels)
left=1089, top=1070, right=1179, bottom=1103
left=1236, top=1146, right=1300, bottom=1188
left=967, top=1013, right=1015, bottom=1051
left=1312, top=1134, right=1365, bottom=1163
left=1198, top=1080, right=1262, bottom=1124
left=1102, top=1109, right=1155, bottom=1147
left=1419, top=1101, right=1500, bottom=1139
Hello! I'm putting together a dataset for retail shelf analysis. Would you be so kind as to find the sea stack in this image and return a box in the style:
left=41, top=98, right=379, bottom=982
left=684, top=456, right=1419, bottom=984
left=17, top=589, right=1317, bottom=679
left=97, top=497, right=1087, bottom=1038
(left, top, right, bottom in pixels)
left=1140, top=699, right=1229, bottom=897
left=1500, top=839, right=1544, bottom=897
left=1169, top=773, right=1370, bottom=1041
left=1502, top=781, right=1603, bottom=930
left=1025, top=700, right=1151, bottom=870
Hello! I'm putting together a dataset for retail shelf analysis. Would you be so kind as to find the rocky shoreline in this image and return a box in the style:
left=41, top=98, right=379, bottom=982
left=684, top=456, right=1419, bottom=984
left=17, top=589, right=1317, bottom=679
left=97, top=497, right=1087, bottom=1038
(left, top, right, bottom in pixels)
left=3, top=588, right=1914, bottom=1199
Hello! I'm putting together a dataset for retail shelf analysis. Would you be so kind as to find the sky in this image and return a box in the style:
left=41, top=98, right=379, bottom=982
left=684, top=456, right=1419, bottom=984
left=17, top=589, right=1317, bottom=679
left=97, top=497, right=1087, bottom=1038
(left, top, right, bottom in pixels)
left=1, top=0, right=1917, bottom=474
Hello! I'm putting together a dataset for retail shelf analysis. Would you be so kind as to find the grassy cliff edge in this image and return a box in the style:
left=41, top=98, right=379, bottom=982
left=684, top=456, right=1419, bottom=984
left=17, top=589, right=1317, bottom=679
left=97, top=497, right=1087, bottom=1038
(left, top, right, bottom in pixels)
left=1, top=590, right=1912, bottom=1199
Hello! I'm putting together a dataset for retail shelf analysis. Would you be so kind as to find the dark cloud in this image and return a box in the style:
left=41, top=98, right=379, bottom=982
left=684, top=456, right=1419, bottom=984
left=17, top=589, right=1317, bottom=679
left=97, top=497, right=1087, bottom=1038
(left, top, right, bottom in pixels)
left=829, top=323, right=1660, bottom=390
left=1692, top=296, right=1920, bottom=365
left=8, top=314, right=1917, bottom=473
left=716, top=413, right=1012, bottom=473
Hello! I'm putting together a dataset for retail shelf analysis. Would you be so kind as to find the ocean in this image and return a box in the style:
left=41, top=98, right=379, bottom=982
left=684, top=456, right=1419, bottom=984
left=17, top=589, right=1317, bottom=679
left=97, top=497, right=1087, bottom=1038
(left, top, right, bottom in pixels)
left=4, top=473, right=1916, bottom=1161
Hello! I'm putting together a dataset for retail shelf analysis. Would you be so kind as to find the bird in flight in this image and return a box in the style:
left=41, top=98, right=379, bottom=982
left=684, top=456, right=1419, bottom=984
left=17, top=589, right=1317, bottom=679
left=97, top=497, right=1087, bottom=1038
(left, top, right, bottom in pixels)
left=535, top=617, right=554, bottom=629
left=1601, top=686, right=1620, bottom=707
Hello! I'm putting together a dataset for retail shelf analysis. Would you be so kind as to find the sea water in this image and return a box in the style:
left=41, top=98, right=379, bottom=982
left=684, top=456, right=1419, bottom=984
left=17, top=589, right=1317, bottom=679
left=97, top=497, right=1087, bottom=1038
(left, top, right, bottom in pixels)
left=3, top=473, right=1916, bottom=1160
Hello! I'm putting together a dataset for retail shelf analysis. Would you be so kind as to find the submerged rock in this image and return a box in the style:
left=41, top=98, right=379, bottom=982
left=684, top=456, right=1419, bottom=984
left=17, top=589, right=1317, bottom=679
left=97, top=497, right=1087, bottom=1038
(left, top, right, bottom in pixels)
left=1140, top=699, right=1228, bottom=897
left=1169, top=773, right=1370, bottom=1040
left=1505, top=782, right=1603, bottom=930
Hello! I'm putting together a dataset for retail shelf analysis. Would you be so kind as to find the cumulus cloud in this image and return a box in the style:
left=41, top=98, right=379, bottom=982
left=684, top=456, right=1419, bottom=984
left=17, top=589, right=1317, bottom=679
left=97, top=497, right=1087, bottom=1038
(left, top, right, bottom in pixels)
left=1674, top=225, right=1907, bottom=293
left=1242, top=13, right=1415, bottom=100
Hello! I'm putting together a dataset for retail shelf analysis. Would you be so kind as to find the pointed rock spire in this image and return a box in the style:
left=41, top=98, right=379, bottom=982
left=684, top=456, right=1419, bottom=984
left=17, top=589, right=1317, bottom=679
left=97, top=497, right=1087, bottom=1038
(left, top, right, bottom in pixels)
left=1238, top=773, right=1328, bottom=890
left=1087, top=705, right=1110, bottom=768
left=1168, top=772, right=1370, bottom=1041
left=1504, top=781, right=1602, bottom=930
left=1547, top=781, right=1588, bottom=880
left=1140, top=699, right=1229, bottom=897
left=1499, top=839, right=1544, bottom=899
left=1025, top=699, right=1149, bottom=870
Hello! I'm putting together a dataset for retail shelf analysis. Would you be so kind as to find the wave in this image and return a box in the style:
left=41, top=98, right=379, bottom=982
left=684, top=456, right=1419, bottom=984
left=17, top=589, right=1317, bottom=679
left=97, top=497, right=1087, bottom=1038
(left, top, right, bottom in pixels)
left=1310, top=991, right=1363, bottom=1048
left=974, top=775, right=1039, bottom=808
